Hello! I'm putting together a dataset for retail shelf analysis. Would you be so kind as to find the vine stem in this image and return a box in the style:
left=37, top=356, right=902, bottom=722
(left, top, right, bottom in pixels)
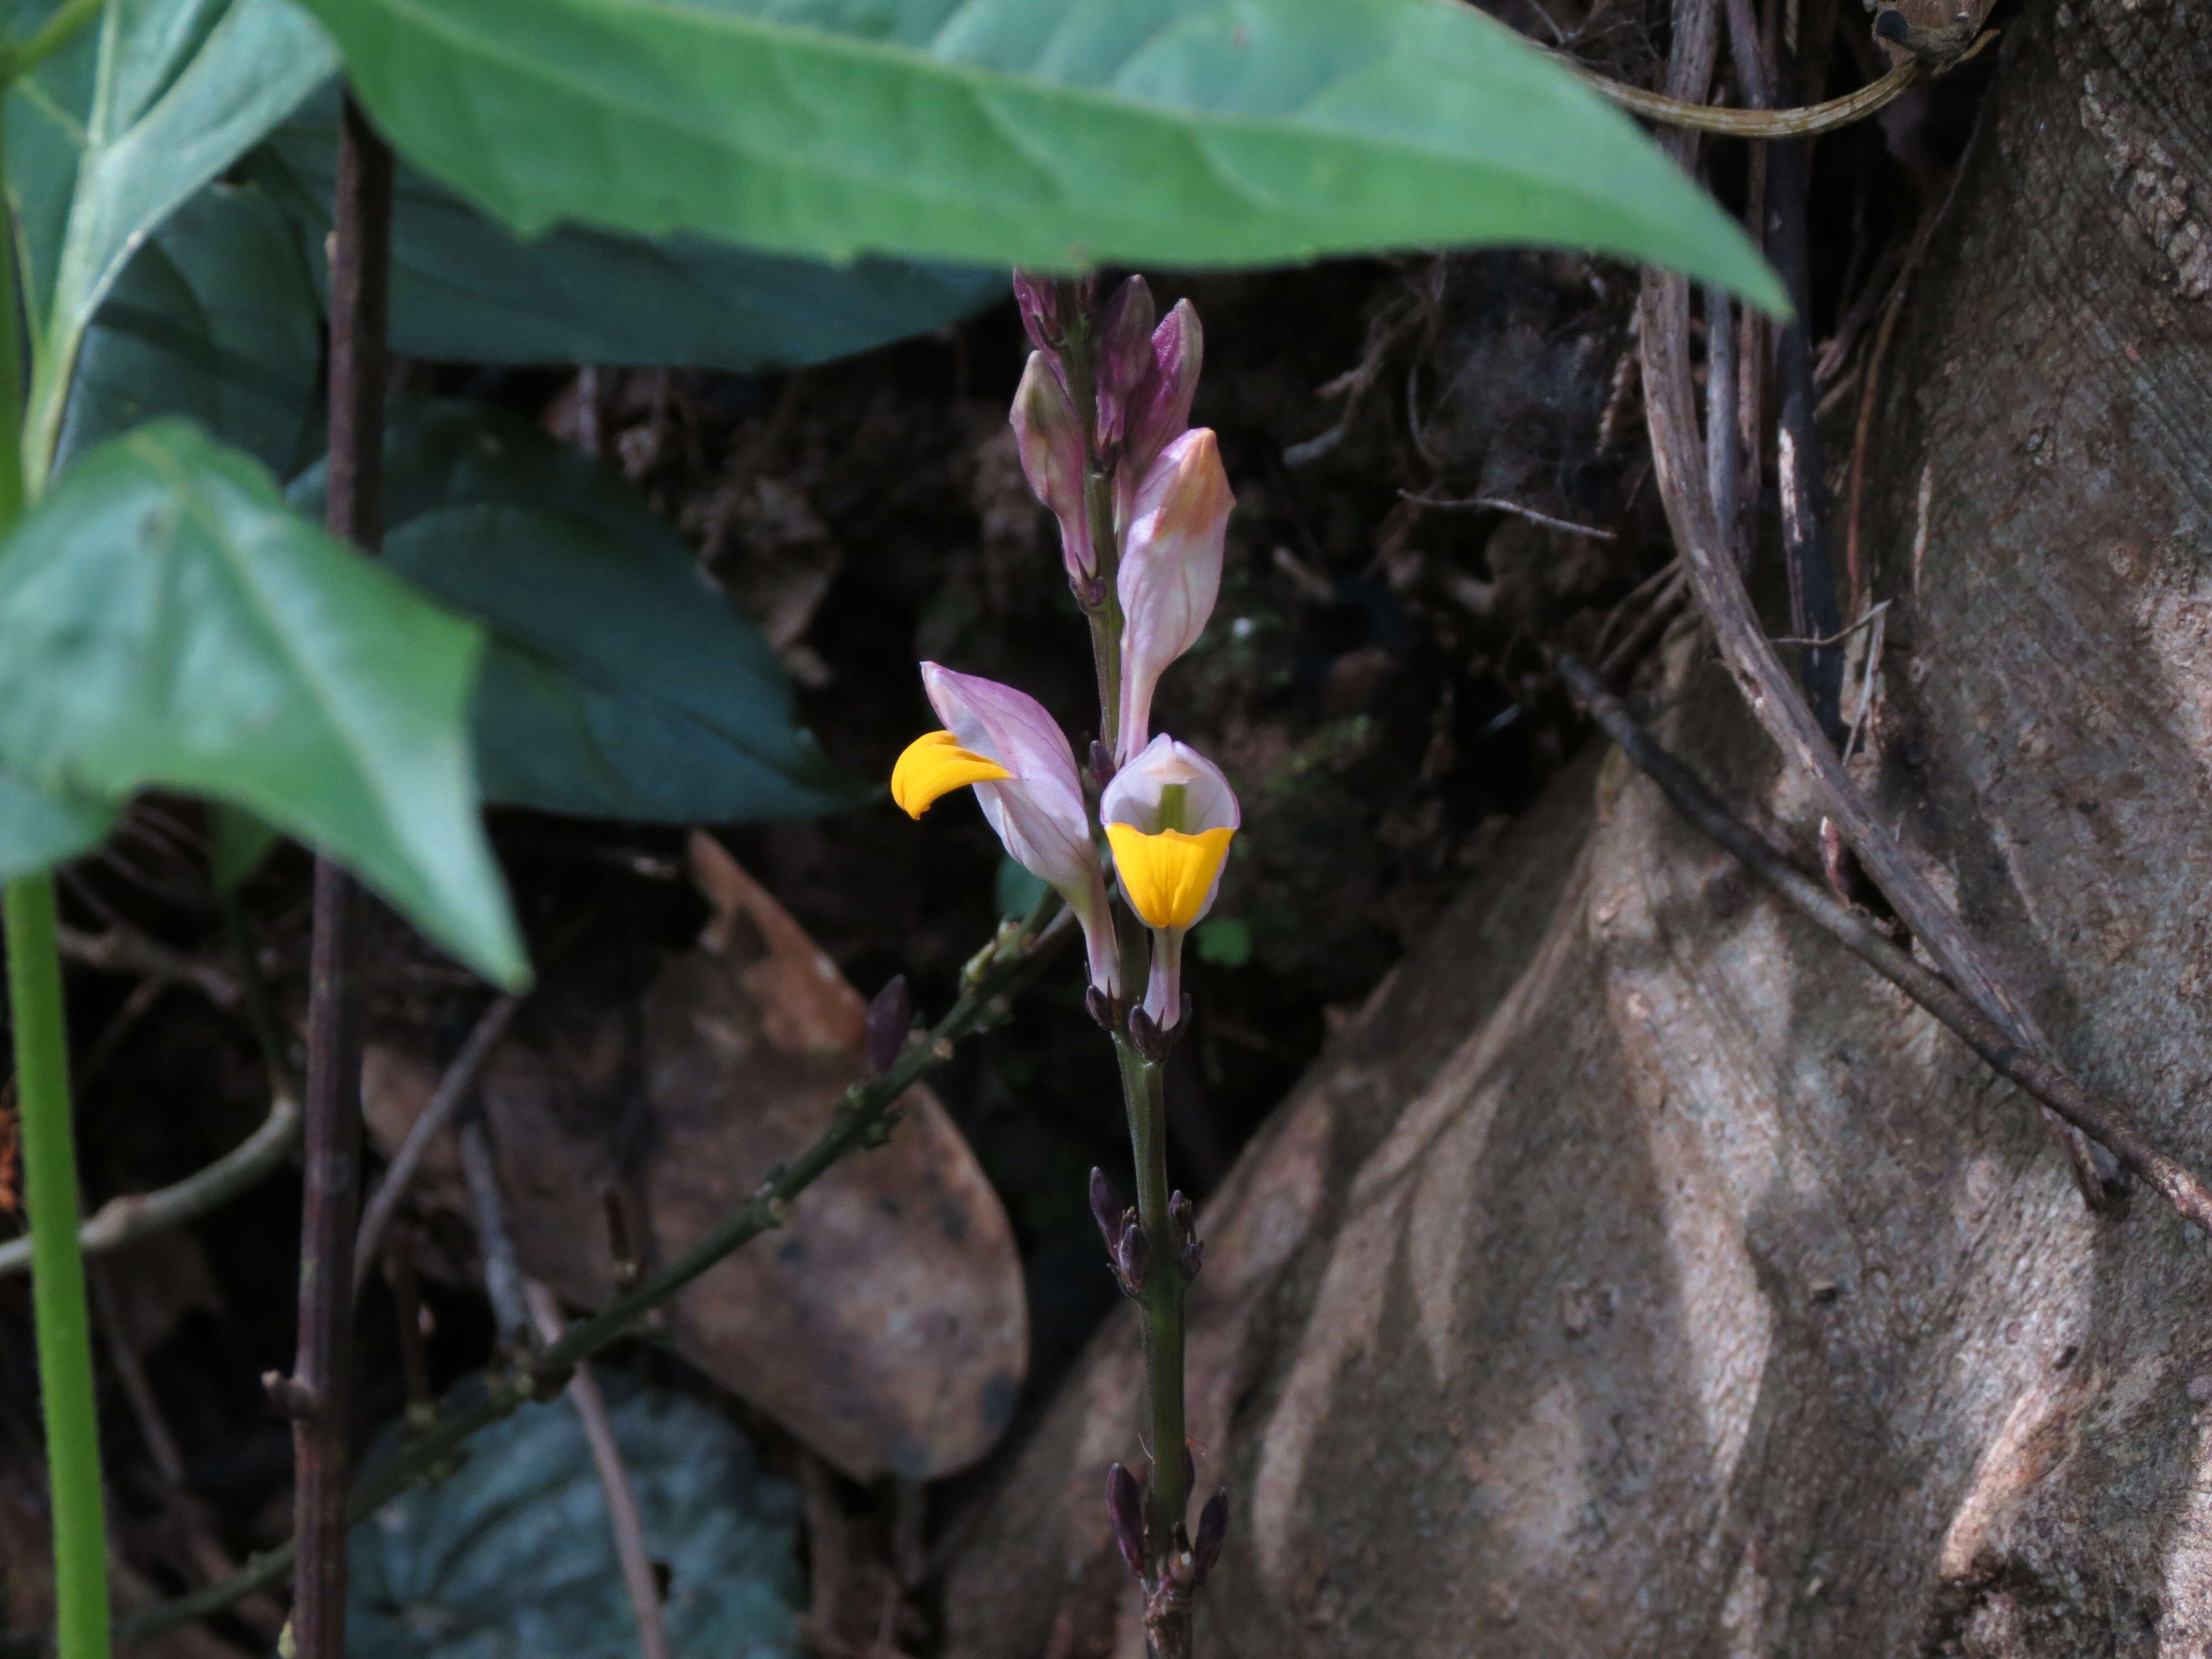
left=5, top=878, right=108, bottom=1659
left=286, top=88, right=394, bottom=1659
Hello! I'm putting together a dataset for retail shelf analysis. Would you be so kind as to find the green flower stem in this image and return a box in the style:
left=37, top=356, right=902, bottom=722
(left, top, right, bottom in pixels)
left=0, top=88, right=105, bottom=1659
left=5, top=875, right=111, bottom=1659
left=1114, top=1034, right=1189, bottom=1562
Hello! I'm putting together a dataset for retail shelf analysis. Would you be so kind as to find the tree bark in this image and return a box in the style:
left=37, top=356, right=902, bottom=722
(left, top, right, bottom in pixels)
left=945, top=0, right=2212, bottom=1651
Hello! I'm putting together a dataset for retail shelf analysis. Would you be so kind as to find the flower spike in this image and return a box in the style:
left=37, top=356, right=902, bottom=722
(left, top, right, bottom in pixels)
left=893, top=664, right=1121, bottom=995
left=1116, top=430, right=1232, bottom=765
left=1102, top=735, right=1240, bottom=1027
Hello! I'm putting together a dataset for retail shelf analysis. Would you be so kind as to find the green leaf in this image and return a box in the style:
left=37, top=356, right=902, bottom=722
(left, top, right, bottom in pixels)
left=10, top=0, right=339, bottom=481
left=292, top=0, right=1784, bottom=309
left=55, top=180, right=324, bottom=477
left=247, top=82, right=1004, bottom=370
left=0, top=420, right=528, bottom=988
left=0, top=767, right=114, bottom=884
left=290, top=403, right=864, bottom=824
left=351, top=1379, right=804, bottom=1659
left=206, top=802, right=280, bottom=893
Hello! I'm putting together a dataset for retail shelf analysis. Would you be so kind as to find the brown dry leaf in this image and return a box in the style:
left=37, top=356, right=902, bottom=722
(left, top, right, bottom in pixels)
left=364, top=832, right=1027, bottom=1481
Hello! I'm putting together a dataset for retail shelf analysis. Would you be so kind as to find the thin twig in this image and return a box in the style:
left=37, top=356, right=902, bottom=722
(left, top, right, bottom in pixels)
left=88, top=1262, right=185, bottom=1489
left=1554, top=46, right=1918, bottom=134
left=54, top=925, right=238, bottom=1008
left=288, top=86, right=395, bottom=1659
left=525, top=1281, right=674, bottom=1659
left=108, top=911, right=1071, bottom=1647
left=1559, top=656, right=2212, bottom=1234
left=1842, top=140, right=1980, bottom=620
left=1637, top=254, right=2120, bottom=1206
left=1771, top=599, right=1891, bottom=648
left=460, top=1114, right=529, bottom=1345
left=1397, top=490, right=1616, bottom=539
left=0, top=1089, right=301, bottom=1280
left=352, top=993, right=521, bottom=1296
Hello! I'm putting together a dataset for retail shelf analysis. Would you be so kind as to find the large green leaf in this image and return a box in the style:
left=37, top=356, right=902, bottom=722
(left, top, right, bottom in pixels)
left=292, top=0, right=1785, bottom=308
left=0, top=767, right=114, bottom=883
left=7, top=0, right=338, bottom=481
left=351, top=1379, right=802, bottom=1659
left=248, top=82, right=1004, bottom=369
left=54, top=179, right=324, bottom=477
left=290, top=403, right=864, bottom=824
left=0, top=421, right=528, bottom=988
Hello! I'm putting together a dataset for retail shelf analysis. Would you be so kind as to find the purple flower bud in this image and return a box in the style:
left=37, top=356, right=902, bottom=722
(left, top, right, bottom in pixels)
left=1012, top=270, right=1097, bottom=356
left=1193, top=1490, right=1229, bottom=1583
left=1116, top=1217, right=1150, bottom=1292
left=1107, top=1463, right=1147, bottom=1579
left=1011, top=270, right=1062, bottom=353
left=865, top=975, right=910, bottom=1076
left=1123, top=300, right=1204, bottom=486
left=1089, top=1167, right=1127, bottom=1255
left=1011, top=351, right=1095, bottom=582
left=1168, top=1190, right=1203, bottom=1281
left=1088, top=739, right=1115, bottom=793
left=1095, top=276, right=1157, bottom=451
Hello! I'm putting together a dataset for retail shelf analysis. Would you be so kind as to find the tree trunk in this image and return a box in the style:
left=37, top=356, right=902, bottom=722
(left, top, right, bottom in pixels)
left=943, top=0, right=2212, bottom=1651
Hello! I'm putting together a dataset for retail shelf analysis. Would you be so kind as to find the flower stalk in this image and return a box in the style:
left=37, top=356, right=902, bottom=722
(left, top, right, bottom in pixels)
left=930, top=272, right=1235, bottom=1657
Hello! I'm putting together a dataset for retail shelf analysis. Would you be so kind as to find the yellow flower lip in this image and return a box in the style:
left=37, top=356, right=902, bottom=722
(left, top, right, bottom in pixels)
left=891, top=730, right=1011, bottom=818
left=1105, top=823, right=1235, bottom=931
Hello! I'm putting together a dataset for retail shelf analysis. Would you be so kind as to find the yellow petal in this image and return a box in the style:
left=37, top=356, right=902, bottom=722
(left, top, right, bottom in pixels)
left=1105, top=823, right=1235, bottom=931
left=891, top=730, right=1011, bottom=818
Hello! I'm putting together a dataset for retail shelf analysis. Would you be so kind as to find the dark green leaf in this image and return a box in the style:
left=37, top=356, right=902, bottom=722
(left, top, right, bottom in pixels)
left=55, top=180, right=323, bottom=477
left=350, top=1379, right=804, bottom=1659
left=290, top=403, right=864, bottom=824
left=248, top=82, right=1003, bottom=370
left=0, top=421, right=527, bottom=987
left=11, top=0, right=338, bottom=478
left=293, top=0, right=1783, bottom=309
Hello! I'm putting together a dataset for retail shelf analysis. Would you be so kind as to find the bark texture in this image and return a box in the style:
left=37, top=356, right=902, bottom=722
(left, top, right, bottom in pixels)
left=943, top=0, right=2212, bottom=1651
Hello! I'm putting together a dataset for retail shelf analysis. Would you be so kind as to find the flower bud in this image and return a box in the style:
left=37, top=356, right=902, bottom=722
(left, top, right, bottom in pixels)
left=1192, top=1490, right=1229, bottom=1583
left=1115, top=1216, right=1150, bottom=1292
left=1095, top=275, right=1157, bottom=451
left=1107, top=1463, right=1147, bottom=1580
left=1124, top=300, right=1204, bottom=487
left=1089, top=1167, right=1127, bottom=1256
left=1116, top=431, right=1232, bottom=764
left=1011, top=270, right=1073, bottom=354
left=864, top=975, right=910, bottom=1076
left=1011, top=351, right=1095, bottom=582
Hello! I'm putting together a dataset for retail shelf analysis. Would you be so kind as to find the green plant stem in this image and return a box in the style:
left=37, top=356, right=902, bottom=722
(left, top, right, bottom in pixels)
left=0, top=90, right=105, bottom=1659
left=5, top=876, right=111, bottom=1659
left=1114, top=1034, right=1188, bottom=1566
left=94, top=913, right=1068, bottom=1650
